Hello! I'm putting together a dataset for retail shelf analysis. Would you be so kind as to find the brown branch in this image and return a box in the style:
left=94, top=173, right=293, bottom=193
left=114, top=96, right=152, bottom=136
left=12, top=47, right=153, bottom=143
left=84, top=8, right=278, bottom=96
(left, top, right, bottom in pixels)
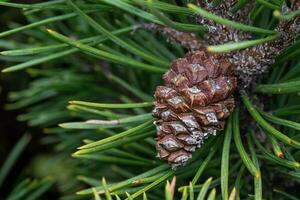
left=143, top=23, right=206, bottom=50
left=230, top=2, right=299, bottom=85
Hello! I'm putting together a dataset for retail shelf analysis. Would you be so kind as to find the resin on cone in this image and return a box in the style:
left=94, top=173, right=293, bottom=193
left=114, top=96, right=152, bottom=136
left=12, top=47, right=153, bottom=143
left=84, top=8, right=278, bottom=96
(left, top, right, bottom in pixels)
left=153, top=50, right=237, bottom=168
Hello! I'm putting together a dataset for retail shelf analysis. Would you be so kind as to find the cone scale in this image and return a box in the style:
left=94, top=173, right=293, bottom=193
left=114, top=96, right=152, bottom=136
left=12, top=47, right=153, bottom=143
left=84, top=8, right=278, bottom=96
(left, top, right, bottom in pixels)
left=153, top=50, right=237, bottom=168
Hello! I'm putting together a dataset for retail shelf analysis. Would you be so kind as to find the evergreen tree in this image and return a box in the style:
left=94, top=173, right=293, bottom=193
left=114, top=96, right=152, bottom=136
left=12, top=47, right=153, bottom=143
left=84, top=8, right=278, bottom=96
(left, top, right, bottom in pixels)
left=0, top=0, right=299, bottom=199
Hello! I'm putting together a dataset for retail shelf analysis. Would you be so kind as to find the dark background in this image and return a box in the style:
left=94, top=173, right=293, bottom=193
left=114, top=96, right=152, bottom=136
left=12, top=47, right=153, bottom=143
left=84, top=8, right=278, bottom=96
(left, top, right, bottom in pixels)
left=0, top=3, right=57, bottom=198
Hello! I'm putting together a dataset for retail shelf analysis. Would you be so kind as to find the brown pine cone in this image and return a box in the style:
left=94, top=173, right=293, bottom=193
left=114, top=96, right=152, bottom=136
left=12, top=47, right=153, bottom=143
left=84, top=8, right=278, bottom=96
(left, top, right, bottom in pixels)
left=153, top=50, right=237, bottom=168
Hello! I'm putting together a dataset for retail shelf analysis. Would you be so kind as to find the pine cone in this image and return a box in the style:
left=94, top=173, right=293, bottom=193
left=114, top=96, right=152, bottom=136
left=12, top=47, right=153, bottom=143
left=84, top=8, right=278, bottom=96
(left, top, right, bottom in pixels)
left=153, top=50, right=237, bottom=168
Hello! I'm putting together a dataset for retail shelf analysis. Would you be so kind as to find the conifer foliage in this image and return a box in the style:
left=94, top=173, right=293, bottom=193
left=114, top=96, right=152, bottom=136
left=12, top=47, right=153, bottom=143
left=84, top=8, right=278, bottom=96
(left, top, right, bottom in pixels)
left=0, top=0, right=299, bottom=199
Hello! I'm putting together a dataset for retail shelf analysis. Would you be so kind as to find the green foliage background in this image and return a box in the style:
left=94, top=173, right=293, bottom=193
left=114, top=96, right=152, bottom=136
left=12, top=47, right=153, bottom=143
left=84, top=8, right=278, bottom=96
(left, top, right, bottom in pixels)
left=0, top=0, right=299, bottom=199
